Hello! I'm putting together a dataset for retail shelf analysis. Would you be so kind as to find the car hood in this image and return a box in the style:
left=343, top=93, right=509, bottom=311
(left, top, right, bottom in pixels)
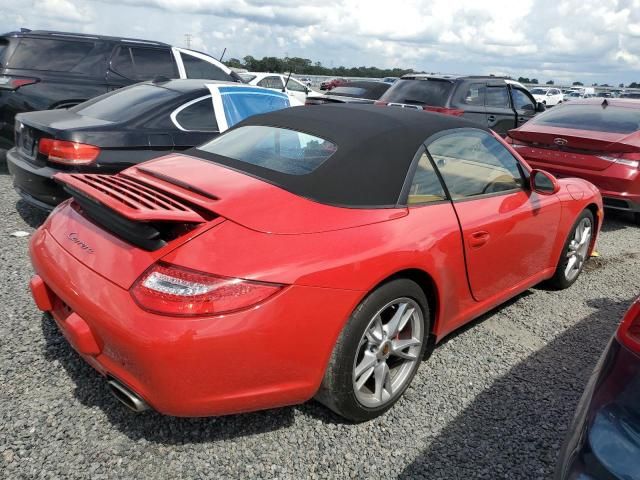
left=131, top=154, right=408, bottom=235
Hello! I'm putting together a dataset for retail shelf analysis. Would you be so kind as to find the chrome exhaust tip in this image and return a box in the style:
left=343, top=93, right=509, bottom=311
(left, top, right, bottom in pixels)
left=107, top=378, right=150, bottom=413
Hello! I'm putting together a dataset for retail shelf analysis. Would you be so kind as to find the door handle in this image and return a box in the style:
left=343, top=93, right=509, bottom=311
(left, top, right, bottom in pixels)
left=487, top=115, right=496, bottom=122
left=469, top=231, right=490, bottom=248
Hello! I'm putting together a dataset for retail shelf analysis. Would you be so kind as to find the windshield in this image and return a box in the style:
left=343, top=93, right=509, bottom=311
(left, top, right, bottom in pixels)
left=530, top=88, right=547, bottom=95
left=380, top=79, right=453, bottom=106
left=71, top=84, right=180, bottom=122
left=197, top=125, right=337, bottom=175
left=532, top=104, right=640, bottom=133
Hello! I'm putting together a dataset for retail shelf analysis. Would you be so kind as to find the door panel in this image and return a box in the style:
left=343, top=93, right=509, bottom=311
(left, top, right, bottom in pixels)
left=485, top=85, right=515, bottom=135
left=453, top=191, right=561, bottom=301
left=510, top=87, right=537, bottom=127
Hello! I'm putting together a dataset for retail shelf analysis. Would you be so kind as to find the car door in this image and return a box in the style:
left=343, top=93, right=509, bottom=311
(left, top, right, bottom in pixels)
left=170, top=95, right=220, bottom=149
left=484, top=83, right=515, bottom=136
left=108, top=45, right=177, bottom=86
left=510, top=86, right=537, bottom=127
left=456, top=82, right=487, bottom=127
left=283, top=77, right=308, bottom=104
left=426, top=128, right=562, bottom=302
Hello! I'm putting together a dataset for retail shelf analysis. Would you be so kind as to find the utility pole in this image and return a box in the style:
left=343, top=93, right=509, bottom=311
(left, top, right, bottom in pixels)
left=184, top=33, right=192, bottom=49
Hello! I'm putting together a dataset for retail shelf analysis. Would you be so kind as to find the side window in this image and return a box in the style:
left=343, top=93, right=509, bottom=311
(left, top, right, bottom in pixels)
left=462, top=83, right=485, bottom=106
left=286, top=79, right=307, bottom=92
left=427, top=130, right=524, bottom=199
left=182, top=53, right=230, bottom=80
left=512, top=88, right=535, bottom=111
left=130, top=47, right=176, bottom=79
left=407, top=152, right=447, bottom=205
left=111, top=47, right=176, bottom=80
left=257, top=76, right=284, bottom=89
left=485, top=86, right=511, bottom=109
left=173, top=97, right=218, bottom=132
left=8, top=38, right=101, bottom=74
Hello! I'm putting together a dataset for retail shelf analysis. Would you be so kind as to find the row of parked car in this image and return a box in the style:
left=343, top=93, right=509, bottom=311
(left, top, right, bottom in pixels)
left=1, top=28, right=639, bottom=480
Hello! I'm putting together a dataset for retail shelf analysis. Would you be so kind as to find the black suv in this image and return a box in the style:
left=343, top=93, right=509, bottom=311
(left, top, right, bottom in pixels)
left=0, top=29, right=240, bottom=156
left=378, top=74, right=545, bottom=136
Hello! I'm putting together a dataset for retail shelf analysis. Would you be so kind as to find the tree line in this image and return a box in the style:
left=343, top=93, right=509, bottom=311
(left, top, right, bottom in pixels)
left=224, top=55, right=638, bottom=87
left=224, top=55, right=415, bottom=78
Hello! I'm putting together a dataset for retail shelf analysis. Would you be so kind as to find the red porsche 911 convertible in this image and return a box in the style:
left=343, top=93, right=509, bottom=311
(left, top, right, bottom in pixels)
left=29, top=105, right=603, bottom=422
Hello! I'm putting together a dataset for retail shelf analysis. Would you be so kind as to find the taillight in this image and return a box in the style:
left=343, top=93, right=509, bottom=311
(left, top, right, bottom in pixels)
left=38, top=138, right=100, bottom=165
left=0, top=75, right=39, bottom=90
left=131, top=262, right=285, bottom=316
left=617, top=298, right=640, bottom=353
left=596, top=152, right=640, bottom=169
left=422, top=106, right=465, bottom=117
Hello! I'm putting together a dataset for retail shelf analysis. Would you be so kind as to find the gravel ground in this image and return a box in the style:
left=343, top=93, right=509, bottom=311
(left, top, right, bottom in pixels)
left=1, top=164, right=639, bottom=480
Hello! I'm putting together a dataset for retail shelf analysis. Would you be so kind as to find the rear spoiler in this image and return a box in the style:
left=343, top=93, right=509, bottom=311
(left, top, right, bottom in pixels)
left=55, top=173, right=216, bottom=251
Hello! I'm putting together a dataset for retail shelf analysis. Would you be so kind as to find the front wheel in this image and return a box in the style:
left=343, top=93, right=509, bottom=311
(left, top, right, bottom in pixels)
left=316, top=278, right=429, bottom=422
left=548, top=209, right=594, bottom=289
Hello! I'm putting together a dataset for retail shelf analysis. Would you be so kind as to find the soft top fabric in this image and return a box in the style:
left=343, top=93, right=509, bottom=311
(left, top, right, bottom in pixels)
left=188, top=104, right=489, bottom=207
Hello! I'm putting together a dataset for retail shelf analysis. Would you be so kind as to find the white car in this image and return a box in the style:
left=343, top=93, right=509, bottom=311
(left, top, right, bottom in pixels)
left=239, top=72, right=311, bottom=105
left=530, top=87, right=564, bottom=106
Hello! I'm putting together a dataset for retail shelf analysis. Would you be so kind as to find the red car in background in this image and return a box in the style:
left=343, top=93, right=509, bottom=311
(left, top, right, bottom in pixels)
left=29, top=105, right=602, bottom=422
left=507, top=99, right=640, bottom=223
left=320, top=77, right=347, bottom=90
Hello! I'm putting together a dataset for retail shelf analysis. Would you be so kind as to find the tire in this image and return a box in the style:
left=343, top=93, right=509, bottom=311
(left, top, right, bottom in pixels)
left=316, top=278, right=429, bottom=422
left=547, top=209, right=594, bottom=289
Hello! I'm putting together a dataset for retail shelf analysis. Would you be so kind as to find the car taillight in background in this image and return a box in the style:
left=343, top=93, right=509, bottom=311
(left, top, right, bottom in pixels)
left=374, top=101, right=464, bottom=116
left=38, top=138, right=100, bottom=165
left=617, top=298, right=640, bottom=353
left=596, top=152, right=640, bottom=169
left=0, top=75, right=39, bottom=90
left=131, top=262, right=285, bottom=316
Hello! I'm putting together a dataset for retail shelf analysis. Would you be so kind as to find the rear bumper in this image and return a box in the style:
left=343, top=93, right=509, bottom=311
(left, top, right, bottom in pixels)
left=29, top=226, right=361, bottom=416
left=555, top=339, right=640, bottom=480
left=6, top=147, right=68, bottom=209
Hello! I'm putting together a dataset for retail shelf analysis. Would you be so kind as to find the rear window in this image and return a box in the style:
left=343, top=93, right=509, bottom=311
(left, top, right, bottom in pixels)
left=7, top=38, right=103, bottom=74
left=531, top=104, right=640, bottom=134
left=0, top=39, right=8, bottom=67
left=197, top=125, right=337, bottom=175
left=71, top=84, right=180, bottom=122
left=380, top=79, right=453, bottom=106
left=182, top=54, right=230, bottom=81
left=328, top=86, right=368, bottom=97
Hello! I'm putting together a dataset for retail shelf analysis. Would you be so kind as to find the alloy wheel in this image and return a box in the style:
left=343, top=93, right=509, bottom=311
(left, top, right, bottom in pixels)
left=352, top=298, right=423, bottom=408
left=565, top=217, right=592, bottom=281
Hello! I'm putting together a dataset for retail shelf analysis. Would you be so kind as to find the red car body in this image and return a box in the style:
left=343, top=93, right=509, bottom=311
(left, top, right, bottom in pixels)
left=507, top=99, right=640, bottom=219
left=28, top=105, right=603, bottom=417
left=320, top=77, right=347, bottom=91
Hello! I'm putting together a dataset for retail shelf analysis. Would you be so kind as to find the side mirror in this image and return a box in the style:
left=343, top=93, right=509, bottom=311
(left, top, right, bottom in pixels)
left=536, top=102, right=546, bottom=112
left=530, top=169, right=559, bottom=195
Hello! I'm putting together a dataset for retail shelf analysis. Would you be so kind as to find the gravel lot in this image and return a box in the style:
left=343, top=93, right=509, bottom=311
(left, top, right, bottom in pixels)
left=1, top=163, right=639, bottom=480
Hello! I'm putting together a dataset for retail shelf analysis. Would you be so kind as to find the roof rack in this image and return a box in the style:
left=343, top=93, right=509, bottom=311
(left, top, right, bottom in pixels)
left=6, top=29, right=170, bottom=47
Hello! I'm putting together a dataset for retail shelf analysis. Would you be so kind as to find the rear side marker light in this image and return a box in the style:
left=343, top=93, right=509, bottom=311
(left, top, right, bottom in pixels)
left=0, top=75, right=39, bottom=90
left=618, top=299, right=640, bottom=353
left=39, top=139, right=100, bottom=165
left=131, top=263, right=285, bottom=316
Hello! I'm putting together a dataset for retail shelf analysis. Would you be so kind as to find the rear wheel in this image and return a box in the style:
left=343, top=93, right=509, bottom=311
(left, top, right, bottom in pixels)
left=316, top=278, right=429, bottom=422
left=548, top=209, right=594, bottom=289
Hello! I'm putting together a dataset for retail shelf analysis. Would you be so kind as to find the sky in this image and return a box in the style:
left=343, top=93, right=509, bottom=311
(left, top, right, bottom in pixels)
left=2, top=0, right=640, bottom=85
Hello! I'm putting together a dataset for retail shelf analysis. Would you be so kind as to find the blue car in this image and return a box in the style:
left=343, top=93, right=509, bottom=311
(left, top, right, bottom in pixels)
left=556, top=297, right=640, bottom=480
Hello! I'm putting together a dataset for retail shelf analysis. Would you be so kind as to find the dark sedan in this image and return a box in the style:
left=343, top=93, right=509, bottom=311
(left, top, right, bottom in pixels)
left=306, top=81, right=390, bottom=105
left=7, top=79, right=290, bottom=209
left=556, top=297, right=640, bottom=479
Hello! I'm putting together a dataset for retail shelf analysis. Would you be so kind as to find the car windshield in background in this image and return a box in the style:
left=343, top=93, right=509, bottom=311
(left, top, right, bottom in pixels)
left=382, top=79, right=453, bottom=106
left=197, top=125, right=337, bottom=175
left=532, top=104, right=640, bottom=133
left=238, top=73, right=257, bottom=83
left=328, top=86, right=368, bottom=97
left=7, top=38, right=102, bottom=74
left=71, top=84, right=180, bottom=122
left=530, top=88, right=547, bottom=95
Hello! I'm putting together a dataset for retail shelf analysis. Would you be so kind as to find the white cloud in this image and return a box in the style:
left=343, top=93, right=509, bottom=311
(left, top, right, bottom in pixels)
left=1, top=0, right=640, bottom=84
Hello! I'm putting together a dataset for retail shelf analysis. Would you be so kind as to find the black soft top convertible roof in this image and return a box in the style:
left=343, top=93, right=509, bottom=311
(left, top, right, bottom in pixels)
left=189, top=104, right=489, bottom=207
